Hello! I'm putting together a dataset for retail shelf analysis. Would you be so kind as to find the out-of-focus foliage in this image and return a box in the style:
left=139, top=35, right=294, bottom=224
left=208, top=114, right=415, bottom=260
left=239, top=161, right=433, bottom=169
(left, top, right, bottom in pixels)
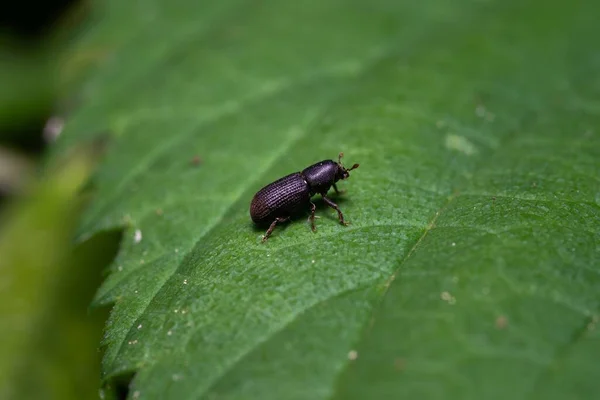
left=0, top=44, right=55, bottom=133
left=0, top=142, right=118, bottom=400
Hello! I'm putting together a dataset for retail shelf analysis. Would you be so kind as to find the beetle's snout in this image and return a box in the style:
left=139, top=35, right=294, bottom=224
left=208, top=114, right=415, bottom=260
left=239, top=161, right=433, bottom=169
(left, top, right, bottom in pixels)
left=336, top=161, right=359, bottom=181
left=335, top=165, right=349, bottom=180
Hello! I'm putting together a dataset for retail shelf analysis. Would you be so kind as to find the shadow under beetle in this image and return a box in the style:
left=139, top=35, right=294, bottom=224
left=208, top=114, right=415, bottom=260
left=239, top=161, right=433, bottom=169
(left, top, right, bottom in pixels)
left=250, top=153, right=359, bottom=242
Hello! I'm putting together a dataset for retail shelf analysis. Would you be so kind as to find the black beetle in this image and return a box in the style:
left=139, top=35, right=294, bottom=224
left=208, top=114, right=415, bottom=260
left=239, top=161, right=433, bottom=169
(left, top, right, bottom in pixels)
left=250, top=153, right=359, bottom=242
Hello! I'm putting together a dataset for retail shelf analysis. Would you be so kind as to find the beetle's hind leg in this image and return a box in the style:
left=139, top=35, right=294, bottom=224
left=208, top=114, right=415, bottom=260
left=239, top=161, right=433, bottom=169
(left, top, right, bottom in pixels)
left=322, top=194, right=349, bottom=226
left=262, top=216, right=290, bottom=242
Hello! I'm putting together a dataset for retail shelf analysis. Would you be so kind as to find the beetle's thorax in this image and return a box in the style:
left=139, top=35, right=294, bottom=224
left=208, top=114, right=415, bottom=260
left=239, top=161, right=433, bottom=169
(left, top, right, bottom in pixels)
left=301, top=160, right=340, bottom=195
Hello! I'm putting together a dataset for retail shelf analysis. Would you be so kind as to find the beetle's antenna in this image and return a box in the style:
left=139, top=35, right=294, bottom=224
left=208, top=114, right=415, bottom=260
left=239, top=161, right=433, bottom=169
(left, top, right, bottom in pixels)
left=338, top=153, right=358, bottom=172
left=339, top=152, right=358, bottom=172
left=346, top=163, right=359, bottom=172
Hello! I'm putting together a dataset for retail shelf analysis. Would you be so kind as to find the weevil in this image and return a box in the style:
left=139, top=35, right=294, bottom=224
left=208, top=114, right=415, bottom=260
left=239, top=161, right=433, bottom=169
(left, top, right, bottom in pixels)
left=250, top=153, right=359, bottom=242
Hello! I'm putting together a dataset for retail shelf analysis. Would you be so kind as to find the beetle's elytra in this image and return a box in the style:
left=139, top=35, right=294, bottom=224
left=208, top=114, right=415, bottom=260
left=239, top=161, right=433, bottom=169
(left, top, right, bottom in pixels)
left=250, top=153, right=359, bottom=242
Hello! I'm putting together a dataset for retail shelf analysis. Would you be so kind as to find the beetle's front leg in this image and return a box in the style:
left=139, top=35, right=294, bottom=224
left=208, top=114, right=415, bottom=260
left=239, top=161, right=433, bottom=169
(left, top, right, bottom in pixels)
left=332, top=183, right=346, bottom=196
left=322, top=194, right=349, bottom=226
left=308, top=201, right=317, bottom=232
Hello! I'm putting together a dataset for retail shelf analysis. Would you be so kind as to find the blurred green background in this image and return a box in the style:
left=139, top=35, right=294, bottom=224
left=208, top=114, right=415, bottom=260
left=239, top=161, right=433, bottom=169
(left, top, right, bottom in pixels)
left=0, top=1, right=119, bottom=399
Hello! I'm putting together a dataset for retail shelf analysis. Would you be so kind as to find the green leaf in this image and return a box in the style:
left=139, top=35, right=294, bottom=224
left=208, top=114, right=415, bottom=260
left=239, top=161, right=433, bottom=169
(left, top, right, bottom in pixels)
left=58, top=0, right=600, bottom=398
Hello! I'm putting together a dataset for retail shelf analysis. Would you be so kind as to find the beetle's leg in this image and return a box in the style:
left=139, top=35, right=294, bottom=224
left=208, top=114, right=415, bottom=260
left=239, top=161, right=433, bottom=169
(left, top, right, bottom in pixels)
left=308, top=201, right=317, bottom=232
left=332, top=183, right=346, bottom=196
left=322, top=194, right=349, bottom=226
left=262, top=217, right=290, bottom=242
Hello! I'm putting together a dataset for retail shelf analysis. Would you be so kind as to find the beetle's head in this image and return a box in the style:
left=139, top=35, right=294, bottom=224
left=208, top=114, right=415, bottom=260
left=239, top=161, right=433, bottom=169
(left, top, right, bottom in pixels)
left=335, top=152, right=359, bottom=181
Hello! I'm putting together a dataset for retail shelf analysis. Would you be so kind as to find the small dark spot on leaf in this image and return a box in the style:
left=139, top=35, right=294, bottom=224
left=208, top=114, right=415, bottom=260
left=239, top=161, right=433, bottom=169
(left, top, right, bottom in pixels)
left=191, top=155, right=203, bottom=166
left=394, top=357, right=405, bottom=371
left=495, top=315, right=508, bottom=329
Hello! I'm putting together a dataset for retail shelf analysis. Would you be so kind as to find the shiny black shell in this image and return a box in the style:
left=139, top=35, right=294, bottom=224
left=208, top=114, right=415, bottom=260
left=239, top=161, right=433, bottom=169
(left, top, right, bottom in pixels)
left=301, top=160, right=340, bottom=194
left=250, top=172, right=310, bottom=225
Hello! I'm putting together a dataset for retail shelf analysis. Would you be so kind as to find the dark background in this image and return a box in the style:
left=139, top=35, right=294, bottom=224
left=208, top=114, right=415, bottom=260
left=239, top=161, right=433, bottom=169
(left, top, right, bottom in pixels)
left=0, top=0, right=78, bottom=154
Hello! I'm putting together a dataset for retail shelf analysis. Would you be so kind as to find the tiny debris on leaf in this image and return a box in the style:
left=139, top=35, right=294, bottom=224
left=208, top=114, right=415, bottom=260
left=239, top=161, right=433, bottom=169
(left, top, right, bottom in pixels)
left=440, top=291, right=456, bottom=305
left=394, top=357, right=405, bottom=371
left=191, top=155, right=203, bottom=166
left=587, top=315, right=598, bottom=331
left=134, top=229, right=142, bottom=243
left=495, top=315, right=508, bottom=329
left=43, top=116, right=64, bottom=142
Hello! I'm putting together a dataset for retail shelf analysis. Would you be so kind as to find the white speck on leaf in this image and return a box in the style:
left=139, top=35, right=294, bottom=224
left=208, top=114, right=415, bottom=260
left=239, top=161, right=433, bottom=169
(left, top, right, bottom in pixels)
left=451, top=242, right=456, bottom=247
left=134, top=229, right=142, bottom=243
left=167, top=330, right=173, bottom=336
left=117, top=265, right=123, bottom=271
left=445, top=134, right=477, bottom=155
left=172, top=373, right=183, bottom=381
left=132, top=390, right=140, bottom=399
left=348, top=350, right=358, bottom=360
left=441, top=291, right=456, bottom=305
left=183, top=279, right=188, bottom=285
left=137, top=324, right=143, bottom=329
